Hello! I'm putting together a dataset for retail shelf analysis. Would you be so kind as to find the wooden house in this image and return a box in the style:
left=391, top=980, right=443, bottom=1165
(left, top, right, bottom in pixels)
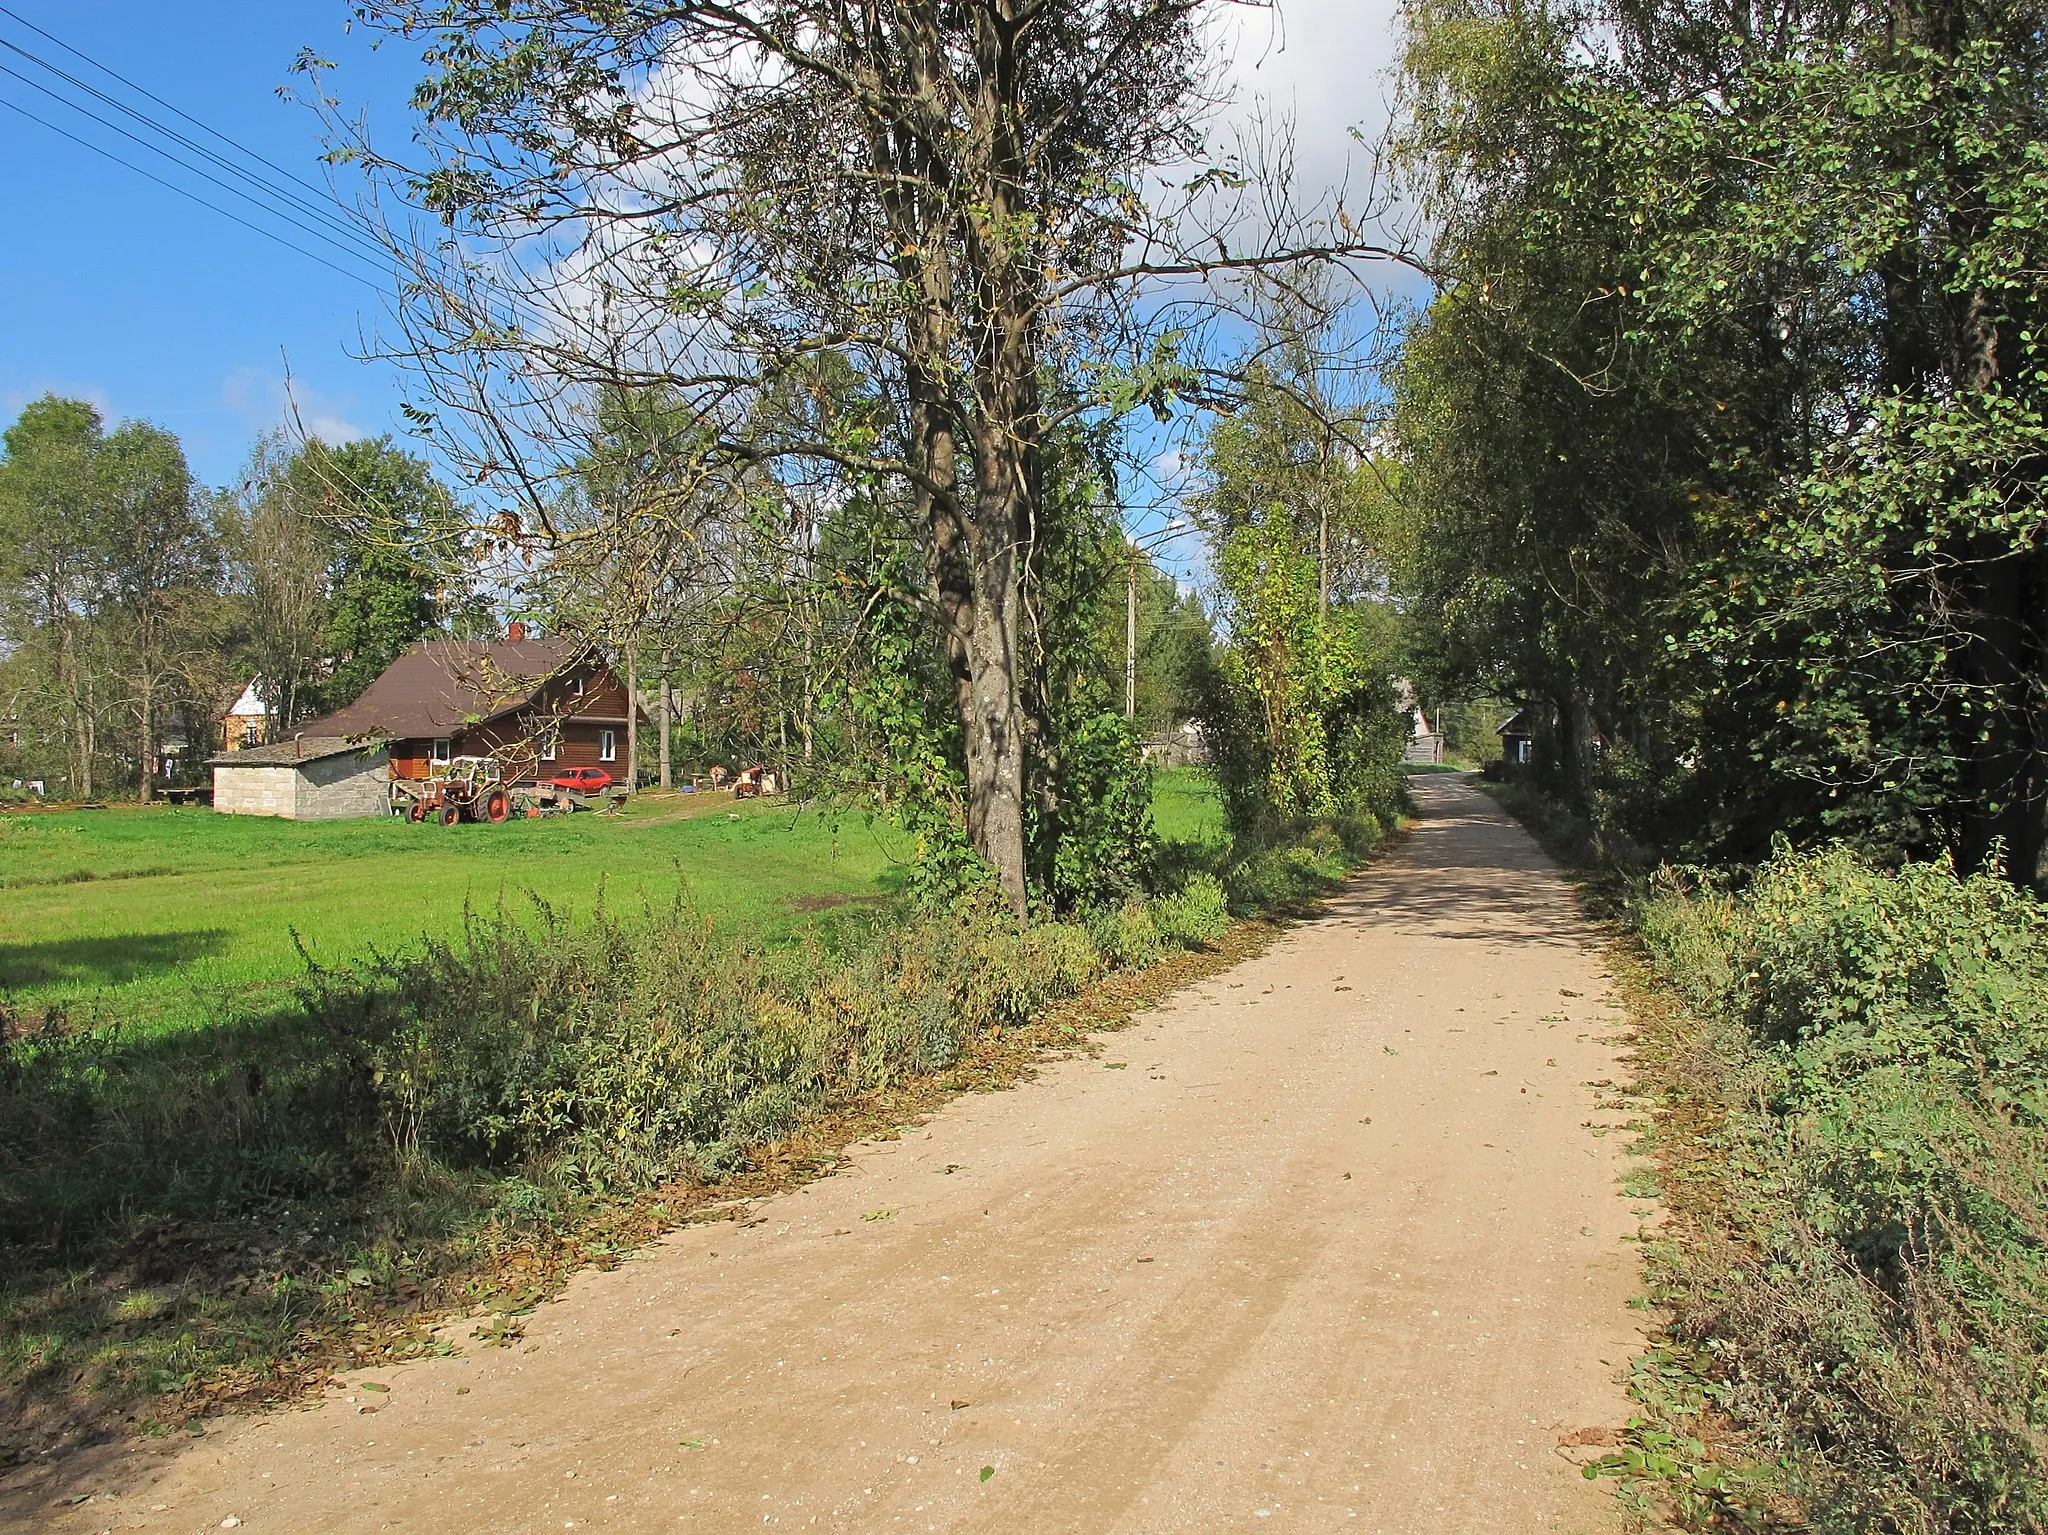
left=1496, top=706, right=1535, bottom=765
left=296, top=633, right=643, bottom=786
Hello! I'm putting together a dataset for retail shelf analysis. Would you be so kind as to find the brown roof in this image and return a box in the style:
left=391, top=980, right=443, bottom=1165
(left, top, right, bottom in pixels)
left=207, top=737, right=381, bottom=768
left=299, top=638, right=589, bottom=740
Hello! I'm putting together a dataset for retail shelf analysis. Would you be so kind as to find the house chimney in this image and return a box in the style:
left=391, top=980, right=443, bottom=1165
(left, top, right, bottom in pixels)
left=507, top=621, right=528, bottom=643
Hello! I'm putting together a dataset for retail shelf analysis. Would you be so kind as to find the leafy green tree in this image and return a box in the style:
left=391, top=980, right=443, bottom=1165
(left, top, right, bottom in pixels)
left=291, top=438, right=484, bottom=712
left=97, top=419, right=222, bottom=800
left=0, top=396, right=224, bottom=799
left=0, top=397, right=108, bottom=793
left=1391, top=0, right=2048, bottom=879
left=1191, top=353, right=1407, bottom=835
left=223, top=432, right=334, bottom=736
left=330, top=0, right=1396, bottom=918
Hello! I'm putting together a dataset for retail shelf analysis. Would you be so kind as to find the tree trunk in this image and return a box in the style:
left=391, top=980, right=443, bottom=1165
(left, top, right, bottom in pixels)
left=658, top=647, right=672, bottom=790
left=138, top=667, right=155, bottom=803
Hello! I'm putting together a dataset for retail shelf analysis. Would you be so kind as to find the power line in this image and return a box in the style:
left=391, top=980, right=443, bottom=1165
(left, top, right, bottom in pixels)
left=0, top=92, right=384, bottom=292
left=0, top=4, right=361, bottom=218
left=0, top=9, right=572, bottom=348
left=0, top=59, right=394, bottom=280
left=0, top=35, right=398, bottom=272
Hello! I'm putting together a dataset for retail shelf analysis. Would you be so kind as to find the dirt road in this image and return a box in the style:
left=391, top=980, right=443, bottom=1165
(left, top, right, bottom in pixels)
left=20, top=776, right=1646, bottom=1534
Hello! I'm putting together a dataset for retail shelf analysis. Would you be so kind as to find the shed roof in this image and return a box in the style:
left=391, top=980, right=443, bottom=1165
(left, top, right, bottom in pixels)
left=1496, top=706, right=1535, bottom=737
left=207, top=737, right=382, bottom=769
left=298, top=638, right=588, bottom=740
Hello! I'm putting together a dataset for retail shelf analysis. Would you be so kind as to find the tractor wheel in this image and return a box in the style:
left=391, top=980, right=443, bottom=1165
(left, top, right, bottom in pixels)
left=485, top=789, right=510, bottom=823
left=409, top=801, right=427, bottom=823
left=439, top=805, right=461, bottom=826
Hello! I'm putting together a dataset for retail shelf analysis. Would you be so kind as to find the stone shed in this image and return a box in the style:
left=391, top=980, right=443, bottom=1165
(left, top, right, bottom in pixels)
left=208, top=738, right=390, bottom=820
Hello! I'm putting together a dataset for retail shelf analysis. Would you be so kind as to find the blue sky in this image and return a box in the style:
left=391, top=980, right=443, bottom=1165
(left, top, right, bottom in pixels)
left=0, top=3, right=428, bottom=487
left=0, top=0, right=1407, bottom=541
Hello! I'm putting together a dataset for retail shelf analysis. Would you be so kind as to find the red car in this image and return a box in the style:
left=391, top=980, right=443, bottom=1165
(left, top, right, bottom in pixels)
left=543, top=766, right=613, bottom=793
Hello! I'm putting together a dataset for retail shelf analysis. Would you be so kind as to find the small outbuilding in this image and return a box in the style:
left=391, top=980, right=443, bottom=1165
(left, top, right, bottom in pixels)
left=208, top=737, right=390, bottom=820
left=1496, top=706, right=1535, bottom=766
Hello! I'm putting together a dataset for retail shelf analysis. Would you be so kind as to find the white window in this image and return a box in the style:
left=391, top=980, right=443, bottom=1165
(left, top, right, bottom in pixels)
left=242, top=720, right=261, bottom=748
left=539, top=730, right=557, bottom=762
left=432, top=738, right=452, bottom=764
left=598, top=729, right=616, bottom=762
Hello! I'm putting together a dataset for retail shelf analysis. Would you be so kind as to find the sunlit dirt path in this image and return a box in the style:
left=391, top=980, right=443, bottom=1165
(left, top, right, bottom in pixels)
left=14, top=775, right=1645, bottom=1535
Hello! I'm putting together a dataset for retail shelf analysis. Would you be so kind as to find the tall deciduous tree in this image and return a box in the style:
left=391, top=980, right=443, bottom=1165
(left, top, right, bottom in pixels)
left=291, top=437, right=485, bottom=711
left=98, top=420, right=219, bottom=801
left=1393, top=0, right=2048, bottom=879
left=0, top=397, right=107, bottom=795
left=326, top=0, right=1404, bottom=916
left=226, top=432, right=333, bottom=736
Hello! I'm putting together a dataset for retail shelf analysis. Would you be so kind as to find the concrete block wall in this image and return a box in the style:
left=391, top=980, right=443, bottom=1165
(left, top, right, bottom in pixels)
left=213, top=764, right=299, bottom=818
left=213, top=752, right=389, bottom=820
left=296, top=752, right=390, bottom=819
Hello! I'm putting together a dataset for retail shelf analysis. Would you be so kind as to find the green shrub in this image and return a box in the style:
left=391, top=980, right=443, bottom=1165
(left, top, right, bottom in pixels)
left=1637, top=846, right=2048, bottom=1532
left=1088, top=899, right=1164, bottom=969
left=1151, top=874, right=1231, bottom=948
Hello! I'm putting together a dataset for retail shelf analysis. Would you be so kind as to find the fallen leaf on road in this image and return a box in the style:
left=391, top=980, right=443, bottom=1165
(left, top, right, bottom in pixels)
left=680, top=1439, right=706, bottom=1450
left=360, top=1381, right=390, bottom=1393
left=1557, top=1426, right=1616, bottom=1447
left=980, top=1466, right=996, bottom=1483
left=1103, top=1063, right=1128, bottom=1070
left=1136, top=1256, right=1154, bottom=1263
left=861, top=1210, right=894, bottom=1222
left=950, top=1400, right=969, bottom=1411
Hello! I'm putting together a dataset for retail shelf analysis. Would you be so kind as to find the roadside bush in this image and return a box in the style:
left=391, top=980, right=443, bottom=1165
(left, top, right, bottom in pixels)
left=300, top=882, right=1248, bottom=1196
left=1151, top=874, right=1230, bottom=949
left=1635, top=847, right=2048, bottom=1533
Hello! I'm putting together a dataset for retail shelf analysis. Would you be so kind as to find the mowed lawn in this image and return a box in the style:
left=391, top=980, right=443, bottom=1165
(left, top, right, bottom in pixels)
left=0, top=792, right=912, bottom=1035
left=0, top=769, right=1224, bottom=1037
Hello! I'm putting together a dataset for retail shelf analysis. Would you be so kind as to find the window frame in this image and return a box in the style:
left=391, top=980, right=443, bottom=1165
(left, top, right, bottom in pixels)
left=598, top=729, right=616, bottom=762
left=432, top=738, right=452, bottom=765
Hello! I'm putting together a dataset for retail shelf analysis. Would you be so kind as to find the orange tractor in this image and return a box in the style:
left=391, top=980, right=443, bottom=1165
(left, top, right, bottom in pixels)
left=406, top=756, right=513, bottom=825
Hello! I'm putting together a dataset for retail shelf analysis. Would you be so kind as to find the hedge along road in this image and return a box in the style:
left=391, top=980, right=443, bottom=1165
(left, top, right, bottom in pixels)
left=16, top=776, right=1645, bottom=1534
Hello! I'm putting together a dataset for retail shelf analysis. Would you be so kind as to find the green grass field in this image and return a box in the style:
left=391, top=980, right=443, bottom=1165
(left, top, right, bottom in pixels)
left=0, top=791, right=915, bottom=1035
left=0, top=771, right=1225, bottom=1037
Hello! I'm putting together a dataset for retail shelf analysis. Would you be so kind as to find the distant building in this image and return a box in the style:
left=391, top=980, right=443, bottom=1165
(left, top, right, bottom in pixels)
left=1496, top=706, right=1535, bottom=765
left=295, top=633, right=644, bottom=786
left=1396, top=681, right=1444, bottom=766
left=219, top=681, right=268, bottom=751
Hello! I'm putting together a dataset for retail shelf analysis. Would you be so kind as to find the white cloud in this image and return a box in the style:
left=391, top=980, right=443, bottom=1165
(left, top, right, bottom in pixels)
left=1214, top=0, right=1406, bottom=198
left=221, top=364, right=363, bottom=446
